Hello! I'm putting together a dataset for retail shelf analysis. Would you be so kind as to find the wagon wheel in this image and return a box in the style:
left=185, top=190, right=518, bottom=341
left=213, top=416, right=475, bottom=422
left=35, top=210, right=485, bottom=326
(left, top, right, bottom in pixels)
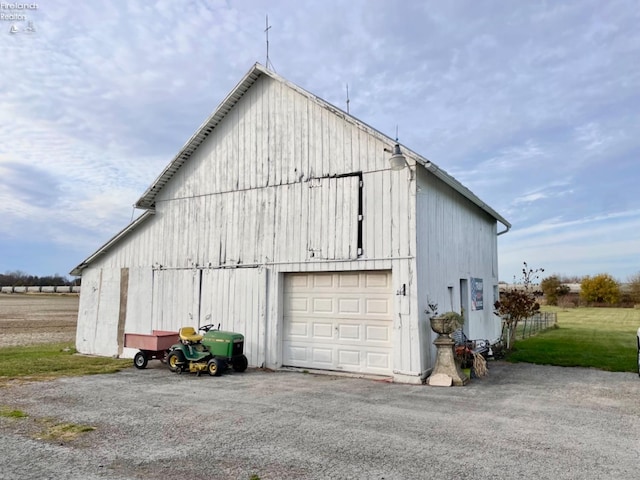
left=133, top=351, right=148, bottom=369
left=207, top=358, right=222, bottom=377
left=167, top=351, right=184, bottom=373
left=233, top=355, right=248, bottom=373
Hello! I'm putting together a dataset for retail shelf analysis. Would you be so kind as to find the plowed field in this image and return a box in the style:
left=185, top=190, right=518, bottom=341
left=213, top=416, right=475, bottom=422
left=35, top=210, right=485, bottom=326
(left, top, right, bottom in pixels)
left=0, top=294, right=78, bottom=347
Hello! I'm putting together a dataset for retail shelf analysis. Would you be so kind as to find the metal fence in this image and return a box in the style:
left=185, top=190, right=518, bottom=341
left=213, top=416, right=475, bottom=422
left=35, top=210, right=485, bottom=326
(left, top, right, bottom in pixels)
left=502, top=311, right=557, bottom=341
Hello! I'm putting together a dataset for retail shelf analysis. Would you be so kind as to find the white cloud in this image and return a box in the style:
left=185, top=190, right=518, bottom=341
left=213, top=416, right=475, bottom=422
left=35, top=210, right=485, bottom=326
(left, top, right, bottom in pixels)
left=499, top=209, right=640, bottom=280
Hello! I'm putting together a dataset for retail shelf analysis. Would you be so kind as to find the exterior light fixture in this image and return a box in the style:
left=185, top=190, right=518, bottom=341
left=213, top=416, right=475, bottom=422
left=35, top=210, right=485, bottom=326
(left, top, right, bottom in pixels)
left=388, top=142, right=407, bottom=171
left=385, top=127, right=413, bottom=179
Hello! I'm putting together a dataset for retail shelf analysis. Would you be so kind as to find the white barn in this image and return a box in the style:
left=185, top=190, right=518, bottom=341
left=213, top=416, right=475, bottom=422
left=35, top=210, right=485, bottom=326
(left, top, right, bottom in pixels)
left=71, top=63, right=510, bottom=384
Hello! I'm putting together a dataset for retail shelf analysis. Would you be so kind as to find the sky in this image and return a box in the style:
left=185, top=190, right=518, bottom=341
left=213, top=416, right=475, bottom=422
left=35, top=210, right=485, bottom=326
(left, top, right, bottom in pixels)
left=1, top=0, right=638, bottom=283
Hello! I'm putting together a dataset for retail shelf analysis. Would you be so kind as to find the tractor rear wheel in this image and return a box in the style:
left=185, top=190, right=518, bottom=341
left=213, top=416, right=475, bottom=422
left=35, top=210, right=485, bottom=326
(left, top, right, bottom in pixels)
left=207, top=358, right=222, bottom=376
left=233, top=355, right=248, bottom=373
left=167, top=351, right=184, bottom=373
left=133, top=351, right=148, bottom=369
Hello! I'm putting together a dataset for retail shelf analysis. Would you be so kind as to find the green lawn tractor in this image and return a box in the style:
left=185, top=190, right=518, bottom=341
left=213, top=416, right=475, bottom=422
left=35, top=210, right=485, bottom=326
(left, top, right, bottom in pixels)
left=166, top=324, right=248, bottom=376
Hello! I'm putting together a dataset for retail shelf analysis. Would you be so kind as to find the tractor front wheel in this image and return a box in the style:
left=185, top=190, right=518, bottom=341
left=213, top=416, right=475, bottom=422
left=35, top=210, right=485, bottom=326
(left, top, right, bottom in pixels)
left=133, top=351, right=148, bottom=369
left=207, top=358, right=222, bottom=376
left=233, top=355, right=248, bottom=373
left=167, top=351, right=184, bottom=373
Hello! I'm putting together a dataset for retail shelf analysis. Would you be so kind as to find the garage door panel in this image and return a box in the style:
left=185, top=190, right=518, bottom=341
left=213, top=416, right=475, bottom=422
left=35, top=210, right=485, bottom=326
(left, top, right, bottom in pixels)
left=287, top=321, right=309, bottom=337
left=366, top=352, right=391, bottom=370
left=312, top=298, right=334, bottom=313
left=283, top=271, right=393, bottom=375
left=288, top=297, right=310, bottom=313
left=365, top=298, right=391, bottom=315
left=338, top=349, right=361, bottom=367
left=365, top=324, right=390, bottom=342
left=286, top=345, right=308, bottom=362
left=313, top=274, right=335, bottom=288
left=288, top=274, right=310, bottom=288
left=312, top=322, right=333, bottom=338
left=338, top=298, right=360, bottom=314
left=338, top=273, right=360, bottom=288
left=338, top=324, right=361, bottom=340
left=365, top=272, right=391, bottom=288
left=312, top=348, right=333, bottom=364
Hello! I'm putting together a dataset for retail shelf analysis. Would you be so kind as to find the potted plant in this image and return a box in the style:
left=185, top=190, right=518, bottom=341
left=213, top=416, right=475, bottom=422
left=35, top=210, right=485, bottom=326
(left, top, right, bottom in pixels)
left=429, top=311, right=464, bottom=339
left=424, top=305, right=469, bottom=386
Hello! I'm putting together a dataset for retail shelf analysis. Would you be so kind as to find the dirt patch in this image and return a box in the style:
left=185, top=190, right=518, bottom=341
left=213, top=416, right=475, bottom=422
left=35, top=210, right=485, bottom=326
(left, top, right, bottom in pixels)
left=0, top=294, right=78, bottom=347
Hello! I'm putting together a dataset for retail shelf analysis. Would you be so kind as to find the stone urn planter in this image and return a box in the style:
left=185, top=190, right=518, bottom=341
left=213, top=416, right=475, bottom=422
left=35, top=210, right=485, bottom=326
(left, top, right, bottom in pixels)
left=427, top=311, right=468, bottom=386
left=430, top=312, right=463, bottom=339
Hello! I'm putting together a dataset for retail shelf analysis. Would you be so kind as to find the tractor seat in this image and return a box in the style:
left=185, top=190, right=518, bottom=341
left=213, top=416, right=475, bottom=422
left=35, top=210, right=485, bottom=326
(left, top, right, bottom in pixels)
left=179, top=326, right=203, bottom=344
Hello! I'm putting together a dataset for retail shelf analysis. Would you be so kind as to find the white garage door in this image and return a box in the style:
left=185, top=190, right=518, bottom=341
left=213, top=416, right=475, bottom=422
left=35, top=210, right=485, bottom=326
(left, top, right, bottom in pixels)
left=283, top=271, right=393, bottom=375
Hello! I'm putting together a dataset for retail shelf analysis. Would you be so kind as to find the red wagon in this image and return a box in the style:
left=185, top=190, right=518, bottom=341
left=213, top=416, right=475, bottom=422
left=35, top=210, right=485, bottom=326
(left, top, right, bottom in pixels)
left=124, top=330, right=180, bottom=369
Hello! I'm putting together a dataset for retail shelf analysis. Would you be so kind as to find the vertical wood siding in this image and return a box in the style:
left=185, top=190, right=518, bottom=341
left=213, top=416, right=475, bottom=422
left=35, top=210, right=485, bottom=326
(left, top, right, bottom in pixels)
left=150, top=269, right=200, bottom=330
left=76, top=267, right=122, bottom=357
left=123, top=266, right=153, bottom=337
left=416, top=167, right=501, bottom=370
left=95, top=75, right=413, bottom=271
left=199, top=268, right=266, bottom=367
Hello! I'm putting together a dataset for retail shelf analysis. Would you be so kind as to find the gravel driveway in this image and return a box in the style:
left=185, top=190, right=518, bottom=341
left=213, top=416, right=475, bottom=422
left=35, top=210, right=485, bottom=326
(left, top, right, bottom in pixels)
left=1, top=361, right=639, bottom=480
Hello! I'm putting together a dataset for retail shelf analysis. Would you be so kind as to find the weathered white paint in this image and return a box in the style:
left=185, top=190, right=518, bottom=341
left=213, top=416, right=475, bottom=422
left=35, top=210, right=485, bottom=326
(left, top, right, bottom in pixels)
left=76, top=268, right=121, bottom=357
left=199, top=267, right=267, bottom=368
left=73, top=65, right=504, bottom=384
left=416, top=167, right=502, bottom=370
left=151, top=269, right=200, bottom=331
left=120, top=266, right=154, bottom=358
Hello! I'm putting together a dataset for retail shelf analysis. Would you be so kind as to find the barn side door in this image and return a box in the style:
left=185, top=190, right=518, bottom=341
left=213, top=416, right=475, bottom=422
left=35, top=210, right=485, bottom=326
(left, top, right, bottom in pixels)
left=307, top=174, right=361, bottom=260
left=199, top=268, right=266, bottom=368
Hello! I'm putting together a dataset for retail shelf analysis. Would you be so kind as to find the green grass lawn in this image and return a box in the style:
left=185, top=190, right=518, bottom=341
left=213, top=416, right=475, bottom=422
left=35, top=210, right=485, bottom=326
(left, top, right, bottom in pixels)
left=0, top=342, right=131, bottom=385
left=506, top=307, right=639, bottom=373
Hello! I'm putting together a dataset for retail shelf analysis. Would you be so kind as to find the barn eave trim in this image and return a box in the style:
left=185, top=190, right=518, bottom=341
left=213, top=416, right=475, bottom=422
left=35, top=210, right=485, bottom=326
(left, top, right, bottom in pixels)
left=134, top=66, right=262, bottom=210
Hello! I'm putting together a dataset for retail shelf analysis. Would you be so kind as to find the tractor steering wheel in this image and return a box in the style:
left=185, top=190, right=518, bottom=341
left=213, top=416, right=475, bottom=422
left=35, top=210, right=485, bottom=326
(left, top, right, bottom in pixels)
left=199, top=324, right=215, bottom=332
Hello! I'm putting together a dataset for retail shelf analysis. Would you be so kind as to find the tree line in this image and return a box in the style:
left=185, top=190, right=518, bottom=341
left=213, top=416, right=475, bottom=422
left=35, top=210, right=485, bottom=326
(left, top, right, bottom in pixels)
left=541, top=272, right=640, bottom=307
left=0, top=271, right=79, bottom=287
left=496, top=264, right=640, bottom=352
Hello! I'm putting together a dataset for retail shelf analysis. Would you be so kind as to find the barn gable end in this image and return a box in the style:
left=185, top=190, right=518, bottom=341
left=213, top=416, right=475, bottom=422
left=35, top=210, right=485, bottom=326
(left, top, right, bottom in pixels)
left=72, top=63, right=509, bottom=383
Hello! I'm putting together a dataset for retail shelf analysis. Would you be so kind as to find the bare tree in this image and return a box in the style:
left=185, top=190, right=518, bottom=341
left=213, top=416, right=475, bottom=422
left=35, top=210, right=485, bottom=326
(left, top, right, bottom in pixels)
left=494, top=262, right=543, bottom=349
